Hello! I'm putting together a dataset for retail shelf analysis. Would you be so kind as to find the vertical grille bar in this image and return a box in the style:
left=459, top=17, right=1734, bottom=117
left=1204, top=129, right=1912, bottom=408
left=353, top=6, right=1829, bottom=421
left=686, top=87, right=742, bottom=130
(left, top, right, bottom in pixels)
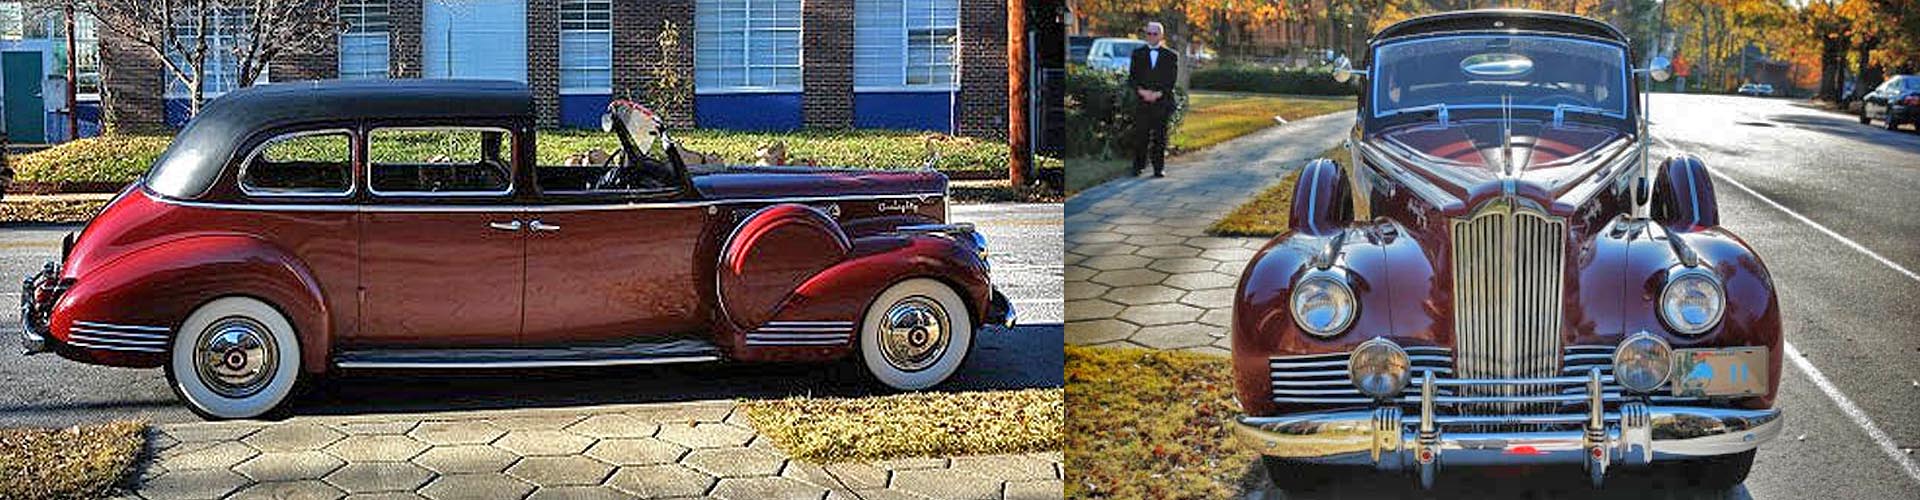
left=1451, top=202, right=1566, bottom=420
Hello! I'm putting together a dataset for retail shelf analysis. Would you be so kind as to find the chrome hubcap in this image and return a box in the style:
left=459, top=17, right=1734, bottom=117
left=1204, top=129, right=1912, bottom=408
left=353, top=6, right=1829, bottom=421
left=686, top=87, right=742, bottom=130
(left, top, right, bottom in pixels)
left=195, top=317, right=276, bottom=398
left=878, top=296, right=950, bottom=372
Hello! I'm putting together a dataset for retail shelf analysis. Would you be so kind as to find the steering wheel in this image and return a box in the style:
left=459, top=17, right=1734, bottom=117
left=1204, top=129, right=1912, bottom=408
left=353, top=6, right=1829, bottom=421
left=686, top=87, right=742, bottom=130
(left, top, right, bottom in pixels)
left=591, top=149, right=630, bottom=191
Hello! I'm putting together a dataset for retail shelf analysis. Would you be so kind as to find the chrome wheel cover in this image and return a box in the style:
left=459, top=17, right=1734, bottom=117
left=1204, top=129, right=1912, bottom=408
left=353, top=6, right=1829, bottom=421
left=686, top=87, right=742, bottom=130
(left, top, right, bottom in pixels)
left=194, top=316, right=278, bottom=399
left=878, top=296, right=951, bottom=372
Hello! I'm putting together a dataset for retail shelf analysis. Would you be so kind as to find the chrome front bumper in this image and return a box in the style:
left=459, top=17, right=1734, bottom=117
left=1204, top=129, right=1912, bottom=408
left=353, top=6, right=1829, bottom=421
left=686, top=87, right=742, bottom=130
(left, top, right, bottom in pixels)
left=1232, top=371, right=1782, bottom=488
left=18, top=263, right=52, bottom=355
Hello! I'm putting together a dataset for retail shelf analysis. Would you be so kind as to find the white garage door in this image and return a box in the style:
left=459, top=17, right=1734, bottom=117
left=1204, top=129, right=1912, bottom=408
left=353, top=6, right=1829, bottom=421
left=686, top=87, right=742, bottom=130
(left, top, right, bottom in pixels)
left=423, top=0, right=527, bottom=81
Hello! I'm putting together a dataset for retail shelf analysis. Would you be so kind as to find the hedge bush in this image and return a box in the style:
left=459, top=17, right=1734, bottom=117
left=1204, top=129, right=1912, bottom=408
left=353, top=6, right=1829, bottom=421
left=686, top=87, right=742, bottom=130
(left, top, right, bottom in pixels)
left=13, top=129, right=1018, bottom=186
left=1189, top=64, right=1359, bottom=96
left=1064, top=66, right=1187, bottom=160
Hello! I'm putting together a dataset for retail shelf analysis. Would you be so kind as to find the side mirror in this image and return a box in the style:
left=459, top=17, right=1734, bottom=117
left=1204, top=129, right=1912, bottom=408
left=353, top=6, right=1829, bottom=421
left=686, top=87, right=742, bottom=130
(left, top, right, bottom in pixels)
left=1332, top=56, right=1366, bottom=83
left=1639, top=56, right=1672, bottom=83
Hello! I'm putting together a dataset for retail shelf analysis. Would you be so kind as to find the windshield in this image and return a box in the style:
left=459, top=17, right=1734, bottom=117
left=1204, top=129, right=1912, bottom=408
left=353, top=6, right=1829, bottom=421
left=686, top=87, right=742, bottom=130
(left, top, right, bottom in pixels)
left=1371, top=35, right=1629, bottom=121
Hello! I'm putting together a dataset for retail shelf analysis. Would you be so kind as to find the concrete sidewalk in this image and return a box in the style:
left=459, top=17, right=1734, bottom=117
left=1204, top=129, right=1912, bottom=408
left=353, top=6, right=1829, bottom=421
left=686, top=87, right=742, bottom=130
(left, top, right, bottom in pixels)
left=1065, top=111, right=1355, bottom=352
left=122, top=400, right=1061, bottom=500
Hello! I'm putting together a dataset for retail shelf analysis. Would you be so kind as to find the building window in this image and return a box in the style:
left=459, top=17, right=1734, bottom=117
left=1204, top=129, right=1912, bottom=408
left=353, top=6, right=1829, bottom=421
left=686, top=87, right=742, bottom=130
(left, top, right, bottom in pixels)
left=340, top=0, right=390, bottom=79
left=0, top=2, right=23, bottom=41
left=73, top=13, right=99, bottom=97
left=559, top=0, right=610, bottom=93
left=166, top=7, right=262, bottom=98
left=854, top=0, right=958, bottom=90
left=694, top=0, right=800, bottom=93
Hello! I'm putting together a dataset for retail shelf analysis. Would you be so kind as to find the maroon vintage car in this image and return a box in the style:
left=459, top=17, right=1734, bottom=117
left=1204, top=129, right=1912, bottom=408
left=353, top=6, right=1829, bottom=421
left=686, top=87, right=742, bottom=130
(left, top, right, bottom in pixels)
left=1229, top=11, right=1781, bottom=490
left=19, top=80, right=1012, bottom=419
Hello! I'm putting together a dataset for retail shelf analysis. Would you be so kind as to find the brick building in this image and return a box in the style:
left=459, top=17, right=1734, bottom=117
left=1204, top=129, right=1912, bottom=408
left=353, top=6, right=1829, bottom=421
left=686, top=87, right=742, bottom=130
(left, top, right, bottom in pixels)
left=97, top=0, right=1008, bottom=138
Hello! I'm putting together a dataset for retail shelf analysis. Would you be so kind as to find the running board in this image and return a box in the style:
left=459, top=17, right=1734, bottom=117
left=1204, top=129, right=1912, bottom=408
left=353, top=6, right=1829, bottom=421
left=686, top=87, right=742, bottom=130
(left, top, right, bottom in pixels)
left=334, top=338, right=722, bottom=369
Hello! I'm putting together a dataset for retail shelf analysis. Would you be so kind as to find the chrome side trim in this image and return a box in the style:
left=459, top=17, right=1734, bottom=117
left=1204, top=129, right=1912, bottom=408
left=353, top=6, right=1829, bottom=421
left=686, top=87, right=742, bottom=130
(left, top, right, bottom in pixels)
left=68, top=332, right=169, bottom=347
left=73, top=320, right=170, bottom=333
left=335, top=355, right=721, bottom=369
left=69, top=327, right=170, bottom=341
left=1355, top=141, right=1467, bottom=211
left=148, top=189, right=948, bottom=213
left=65, top=338, right=167, bottom=353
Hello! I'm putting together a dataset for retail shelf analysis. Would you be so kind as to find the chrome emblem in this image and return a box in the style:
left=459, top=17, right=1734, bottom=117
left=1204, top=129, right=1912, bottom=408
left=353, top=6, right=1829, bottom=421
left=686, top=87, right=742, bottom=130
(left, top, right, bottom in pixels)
left=878, top=200, right=920, bottom=214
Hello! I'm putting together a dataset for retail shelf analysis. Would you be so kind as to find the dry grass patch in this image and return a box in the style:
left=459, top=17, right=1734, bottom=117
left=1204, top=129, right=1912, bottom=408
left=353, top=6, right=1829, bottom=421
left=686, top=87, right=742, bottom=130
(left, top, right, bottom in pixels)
left=1065, top=345, right=1254, bottom=499
left=1, top=197, right=110, bottom=224
left=741, top=388, right=1062, bottom=463
left=1205, top=145, right=1346, bottom=237
left=0, top=420, right=146, bottom=500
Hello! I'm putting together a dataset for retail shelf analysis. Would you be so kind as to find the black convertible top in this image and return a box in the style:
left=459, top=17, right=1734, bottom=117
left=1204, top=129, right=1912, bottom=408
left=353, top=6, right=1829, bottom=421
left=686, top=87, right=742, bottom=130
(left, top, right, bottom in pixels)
left=146, top=79, right=534, bottom=199
left=1374, top=9, right=1626, bottom=45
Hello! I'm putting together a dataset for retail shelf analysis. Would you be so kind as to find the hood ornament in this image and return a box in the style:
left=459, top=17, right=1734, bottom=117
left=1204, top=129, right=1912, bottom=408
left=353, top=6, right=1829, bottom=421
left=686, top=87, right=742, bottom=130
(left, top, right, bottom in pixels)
left=1500, top=94, right=1514, bottom=177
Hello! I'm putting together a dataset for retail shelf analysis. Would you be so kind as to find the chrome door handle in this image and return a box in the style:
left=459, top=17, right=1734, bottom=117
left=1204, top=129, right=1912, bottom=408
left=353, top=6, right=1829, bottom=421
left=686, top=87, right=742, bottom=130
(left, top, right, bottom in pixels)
left=488, top=221, right=522, bottom=231
left=528, top=220, right=561, bottom=232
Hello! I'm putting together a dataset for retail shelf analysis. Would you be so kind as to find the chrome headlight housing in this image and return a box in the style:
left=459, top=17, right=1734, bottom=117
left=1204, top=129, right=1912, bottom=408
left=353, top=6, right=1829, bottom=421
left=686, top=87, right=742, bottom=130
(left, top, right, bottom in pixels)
left=1349, top=338, right=1410, bottom=398
left=1290, top=273, right=1356, bottom=337
left=1660, top=268, right=1725, bottom=335
left=1613, top=332, right=1673, bottom=393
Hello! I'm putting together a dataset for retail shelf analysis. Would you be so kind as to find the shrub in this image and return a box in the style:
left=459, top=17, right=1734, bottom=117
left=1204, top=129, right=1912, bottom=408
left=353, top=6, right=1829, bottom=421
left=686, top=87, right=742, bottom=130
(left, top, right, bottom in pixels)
left=14, top=130, right=1009, bottom=189
left=1190, top=64, right=1359, bottom=96
left=1065, top=66, right=1187, bottom=160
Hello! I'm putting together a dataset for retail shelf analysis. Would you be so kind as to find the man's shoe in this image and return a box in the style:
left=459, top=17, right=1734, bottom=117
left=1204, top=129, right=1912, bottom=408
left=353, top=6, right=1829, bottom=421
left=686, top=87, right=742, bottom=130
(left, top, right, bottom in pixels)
left=1153, top=172, right=1165, bottom=178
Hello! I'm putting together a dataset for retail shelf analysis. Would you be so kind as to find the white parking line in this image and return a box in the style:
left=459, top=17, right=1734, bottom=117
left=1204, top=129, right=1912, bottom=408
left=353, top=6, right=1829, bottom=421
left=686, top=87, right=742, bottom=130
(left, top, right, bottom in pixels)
left=1654, top=134, right=1920, bottom=485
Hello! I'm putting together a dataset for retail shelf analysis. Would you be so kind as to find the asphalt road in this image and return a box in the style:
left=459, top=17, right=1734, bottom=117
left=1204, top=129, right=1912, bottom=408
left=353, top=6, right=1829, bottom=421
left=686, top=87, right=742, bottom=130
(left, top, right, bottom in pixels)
left=0, top=202, right=1063, bottom=427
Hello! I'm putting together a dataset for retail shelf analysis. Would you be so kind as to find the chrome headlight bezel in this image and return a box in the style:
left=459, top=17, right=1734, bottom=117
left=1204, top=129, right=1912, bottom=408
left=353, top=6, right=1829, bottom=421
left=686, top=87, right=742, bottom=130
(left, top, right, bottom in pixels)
left=1349, top=337, right=1410, bottom=398
left=1659, top=267, right=1725, bottom=336
left=1613, top=332, right=1673, bottom=393
left=1290, top=272, right=1358, bottom=338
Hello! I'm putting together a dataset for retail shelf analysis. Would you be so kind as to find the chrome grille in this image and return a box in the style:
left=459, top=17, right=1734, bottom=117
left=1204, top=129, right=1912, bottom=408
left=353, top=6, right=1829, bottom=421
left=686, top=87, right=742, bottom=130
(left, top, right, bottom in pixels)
left=1450, top=202, right=1567, bottom=415
left=1269, top=346, right=1454, bottom=404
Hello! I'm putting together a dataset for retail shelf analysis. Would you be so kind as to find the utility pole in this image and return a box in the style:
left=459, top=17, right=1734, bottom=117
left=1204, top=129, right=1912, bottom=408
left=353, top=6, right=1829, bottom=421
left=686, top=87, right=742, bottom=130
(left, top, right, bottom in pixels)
left=64, top=0, right=77, bottom=141
left=1007, top=0, right=1031, bottom=187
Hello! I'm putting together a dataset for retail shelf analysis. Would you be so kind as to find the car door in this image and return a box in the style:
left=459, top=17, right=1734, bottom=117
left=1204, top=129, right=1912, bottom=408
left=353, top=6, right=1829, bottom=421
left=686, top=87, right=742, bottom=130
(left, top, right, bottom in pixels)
left=520, top=150, right=707, bottom=346
left=357, top=125, right=525, bottom=347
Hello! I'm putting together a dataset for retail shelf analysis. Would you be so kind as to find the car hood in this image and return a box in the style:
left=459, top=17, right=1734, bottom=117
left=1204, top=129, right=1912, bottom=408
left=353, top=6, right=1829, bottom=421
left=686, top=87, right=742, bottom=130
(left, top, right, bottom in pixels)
left=1367, top=119, right=1635, bottom=204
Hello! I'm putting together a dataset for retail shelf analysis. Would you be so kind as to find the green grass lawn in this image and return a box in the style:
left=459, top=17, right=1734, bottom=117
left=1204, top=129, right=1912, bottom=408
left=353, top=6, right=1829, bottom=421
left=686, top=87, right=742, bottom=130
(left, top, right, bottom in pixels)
left=1069, top=92, right=1354, bottom=195
left=11, top=129, right=1018, bottom=187
left=1206, top=145, right=1345, bottom=237
left=1170, top=92, right=1356, bottom=153
left=1065, top=345, right=1254, bottom=498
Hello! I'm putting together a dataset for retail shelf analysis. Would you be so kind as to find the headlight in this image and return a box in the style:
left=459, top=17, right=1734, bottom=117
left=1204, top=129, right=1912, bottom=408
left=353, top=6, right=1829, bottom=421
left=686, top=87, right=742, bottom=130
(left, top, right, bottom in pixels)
left=1660, top=268, right=1725, bottom=335
left=1349, top=338, right=1410, bottom=398
left=1291, top=274, right=1356, bottom=337
left=1613, top=332, right=1673, bottom=392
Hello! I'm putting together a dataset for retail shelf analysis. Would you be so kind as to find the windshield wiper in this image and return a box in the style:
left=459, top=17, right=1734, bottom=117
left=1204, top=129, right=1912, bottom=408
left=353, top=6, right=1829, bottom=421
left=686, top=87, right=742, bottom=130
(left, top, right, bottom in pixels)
left=1552, top=104, right=1613, bottom=128
left=1379, top=103, right=1449, bottom=127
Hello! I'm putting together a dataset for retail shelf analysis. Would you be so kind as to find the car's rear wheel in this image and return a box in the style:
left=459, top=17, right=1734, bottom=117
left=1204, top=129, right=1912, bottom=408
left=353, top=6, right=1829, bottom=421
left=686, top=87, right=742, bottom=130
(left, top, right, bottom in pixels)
left=1673, top=450, right=1756, bottom=491
left=1860, top=111, right=1872, bottom=124
left=858, top=279, right=972, bottom=391
left=167, top=296, right=302, bottom=420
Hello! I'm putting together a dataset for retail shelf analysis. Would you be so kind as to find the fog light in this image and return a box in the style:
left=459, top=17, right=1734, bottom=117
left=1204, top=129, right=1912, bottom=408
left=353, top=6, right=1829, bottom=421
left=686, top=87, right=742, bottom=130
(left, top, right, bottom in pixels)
left=1350, top=337, right=1410, bottom=398
left=1613, top=332, right=1673, bottom=393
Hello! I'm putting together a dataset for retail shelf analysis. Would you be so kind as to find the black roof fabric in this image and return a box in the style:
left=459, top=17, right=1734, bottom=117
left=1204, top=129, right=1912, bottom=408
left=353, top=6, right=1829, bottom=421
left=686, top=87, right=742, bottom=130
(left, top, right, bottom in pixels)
left=146, top=79, right=534, bottom=199
left=1374, top=10, right=1627, bottom=44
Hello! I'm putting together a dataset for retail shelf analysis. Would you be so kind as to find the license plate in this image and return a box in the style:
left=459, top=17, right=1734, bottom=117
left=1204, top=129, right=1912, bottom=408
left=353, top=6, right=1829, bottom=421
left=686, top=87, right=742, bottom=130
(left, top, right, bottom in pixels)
left=1672, top=347, right=1769, bottom=398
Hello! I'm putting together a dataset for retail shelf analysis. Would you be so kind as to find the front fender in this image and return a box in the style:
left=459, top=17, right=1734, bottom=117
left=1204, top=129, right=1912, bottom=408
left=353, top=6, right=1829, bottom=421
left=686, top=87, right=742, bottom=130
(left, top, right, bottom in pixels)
left=50, top=234, right=330, bottom=372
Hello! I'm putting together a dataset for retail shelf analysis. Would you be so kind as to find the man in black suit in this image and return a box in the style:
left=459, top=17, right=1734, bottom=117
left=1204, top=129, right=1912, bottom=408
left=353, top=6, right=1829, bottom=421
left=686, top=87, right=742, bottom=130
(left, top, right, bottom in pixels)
left=1129, top=22, right=1178, bottom=178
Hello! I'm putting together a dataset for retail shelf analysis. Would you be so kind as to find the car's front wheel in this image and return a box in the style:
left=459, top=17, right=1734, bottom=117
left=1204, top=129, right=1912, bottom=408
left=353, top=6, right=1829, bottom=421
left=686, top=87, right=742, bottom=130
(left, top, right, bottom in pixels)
left=858, top=279, right=973, bottom=391
left=167, top=296, right=303, bottom=420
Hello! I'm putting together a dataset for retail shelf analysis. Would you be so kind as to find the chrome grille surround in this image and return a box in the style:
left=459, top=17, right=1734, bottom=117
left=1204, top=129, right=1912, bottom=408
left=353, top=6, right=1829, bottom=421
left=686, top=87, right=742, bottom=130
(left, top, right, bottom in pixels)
left=1449, top=198, right=1567, bottom=416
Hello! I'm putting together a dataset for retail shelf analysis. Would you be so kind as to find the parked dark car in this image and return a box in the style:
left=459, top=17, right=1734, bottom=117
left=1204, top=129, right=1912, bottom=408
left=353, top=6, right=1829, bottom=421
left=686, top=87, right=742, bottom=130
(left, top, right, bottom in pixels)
left=1860, top=74, right=1919, bottom=130
left=1068, top=35, right=1096, bottom=66
left=1229, top=10, right=1780, bottom=491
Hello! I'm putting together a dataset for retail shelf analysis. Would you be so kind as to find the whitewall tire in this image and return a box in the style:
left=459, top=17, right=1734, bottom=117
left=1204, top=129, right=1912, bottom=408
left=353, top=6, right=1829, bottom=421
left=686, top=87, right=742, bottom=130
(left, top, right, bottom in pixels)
left=168, top=296, right=302, bottom=420
left=859, top=279, right=973, bottom=391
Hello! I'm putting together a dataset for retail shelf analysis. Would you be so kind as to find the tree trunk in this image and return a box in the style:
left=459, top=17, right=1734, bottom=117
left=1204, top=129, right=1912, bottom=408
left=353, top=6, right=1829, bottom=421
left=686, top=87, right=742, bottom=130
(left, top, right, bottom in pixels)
left=1006, top=0, right=1030, bottom=187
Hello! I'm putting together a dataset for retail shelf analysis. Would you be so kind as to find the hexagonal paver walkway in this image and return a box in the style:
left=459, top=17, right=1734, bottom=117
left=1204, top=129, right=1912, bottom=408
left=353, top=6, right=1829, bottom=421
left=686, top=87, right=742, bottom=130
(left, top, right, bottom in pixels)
left=1066, top=110, right=1356, bottom=355
left=124, top=401, right=1062, bottom=499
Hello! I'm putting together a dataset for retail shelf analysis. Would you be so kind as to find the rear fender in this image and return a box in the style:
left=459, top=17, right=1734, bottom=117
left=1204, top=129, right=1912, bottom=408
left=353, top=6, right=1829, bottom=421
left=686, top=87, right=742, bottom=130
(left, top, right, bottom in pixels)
left=49, top=234, right=330, bottom=371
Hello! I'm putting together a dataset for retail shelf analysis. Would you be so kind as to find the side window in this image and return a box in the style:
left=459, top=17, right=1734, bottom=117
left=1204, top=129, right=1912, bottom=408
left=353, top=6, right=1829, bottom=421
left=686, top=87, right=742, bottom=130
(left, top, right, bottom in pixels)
left=367, top=127, right=513, bottom=195
left=534, top=129, right=676, bottom=195
left=241, top=130, right=353, bottom=195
